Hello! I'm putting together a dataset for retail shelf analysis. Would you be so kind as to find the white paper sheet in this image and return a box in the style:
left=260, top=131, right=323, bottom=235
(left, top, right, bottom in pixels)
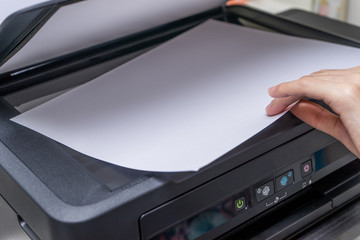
left=11, top=20, right=360, bottom=172
left=0, top=0, right=48, bottom=26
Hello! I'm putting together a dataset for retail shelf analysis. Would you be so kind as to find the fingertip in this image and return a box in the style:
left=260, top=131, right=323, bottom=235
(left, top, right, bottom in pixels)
left=265, top=102, right=272, bottom=115
left=265, top=101, right=284, bottom=116
left=268, top=86, right=276, bottom=96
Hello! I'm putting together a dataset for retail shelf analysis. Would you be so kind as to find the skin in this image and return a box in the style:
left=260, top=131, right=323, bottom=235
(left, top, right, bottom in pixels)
left=266, top=66, right=360, bottom=158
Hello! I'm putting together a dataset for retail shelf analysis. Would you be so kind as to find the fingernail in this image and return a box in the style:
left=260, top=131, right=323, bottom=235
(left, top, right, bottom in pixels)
left=266, top=102, right=272, bottom=111
left=268, top=86, right=276, bottom=94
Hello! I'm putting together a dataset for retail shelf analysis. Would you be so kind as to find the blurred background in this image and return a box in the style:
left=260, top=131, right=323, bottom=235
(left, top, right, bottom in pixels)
left=234, top=0, right=360, bottom=26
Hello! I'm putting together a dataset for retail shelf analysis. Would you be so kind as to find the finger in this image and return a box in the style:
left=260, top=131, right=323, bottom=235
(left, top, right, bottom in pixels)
left=291, top=100, right=360, bottom=157
left=311, top=66, right=360, bottom=76
left=226, top=0, right=248, bottom=6
left=266, top=96, right=300, bottom=116
left=306, top=73, right=359, bottom=83
left=268, top=77, right=341, bottom=102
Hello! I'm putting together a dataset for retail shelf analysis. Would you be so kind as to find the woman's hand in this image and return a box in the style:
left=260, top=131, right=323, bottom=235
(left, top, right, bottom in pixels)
left=266, top=66, right=360, bottom=158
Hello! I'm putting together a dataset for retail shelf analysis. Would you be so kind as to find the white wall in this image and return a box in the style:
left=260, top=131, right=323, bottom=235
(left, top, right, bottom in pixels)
left=347, top=0, right=360, bottom=25
left=246, top=0, right=313, bottom=13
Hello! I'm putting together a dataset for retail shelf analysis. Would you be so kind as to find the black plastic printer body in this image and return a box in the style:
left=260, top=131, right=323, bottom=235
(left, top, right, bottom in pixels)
left=1, top=2, right=360, bottom=240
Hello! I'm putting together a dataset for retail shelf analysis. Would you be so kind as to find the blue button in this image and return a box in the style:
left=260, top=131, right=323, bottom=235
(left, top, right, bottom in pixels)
left=280, top=176, right=288, bottom=186
left=275, top=170, right=294, bottom=191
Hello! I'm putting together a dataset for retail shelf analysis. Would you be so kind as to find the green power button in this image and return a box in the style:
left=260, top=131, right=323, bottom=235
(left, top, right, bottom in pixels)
left=235, top=197, right=246, bottom=212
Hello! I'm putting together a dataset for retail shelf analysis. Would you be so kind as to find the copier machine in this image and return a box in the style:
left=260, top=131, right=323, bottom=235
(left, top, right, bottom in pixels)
left=1, top=1, right=360, bottom=239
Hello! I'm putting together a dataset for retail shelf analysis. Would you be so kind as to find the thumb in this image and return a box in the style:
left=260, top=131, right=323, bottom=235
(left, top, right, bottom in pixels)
left=291, top=100, right=359, bottom=156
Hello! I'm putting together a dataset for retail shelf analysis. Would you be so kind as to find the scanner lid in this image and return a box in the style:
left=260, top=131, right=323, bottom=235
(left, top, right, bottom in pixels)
left=0, top=0, right=77, bottom=73
left=0, top=0, right=224, bottom=75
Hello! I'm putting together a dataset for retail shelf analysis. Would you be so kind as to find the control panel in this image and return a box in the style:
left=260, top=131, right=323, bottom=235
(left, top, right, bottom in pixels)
left=233, top=158, right=314, bottom=217
left=151, top=156, right=318, bottom=240
left=147, top=140, right=355, bottom=240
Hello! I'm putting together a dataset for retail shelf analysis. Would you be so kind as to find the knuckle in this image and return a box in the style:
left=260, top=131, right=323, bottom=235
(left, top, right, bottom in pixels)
left=342, top=83, right=360, bottom=98
left=297, top=76, right=314, bottom=88
left=312, top=69, right=329, bottom=75
left=333, top=83, right=360, bottom=107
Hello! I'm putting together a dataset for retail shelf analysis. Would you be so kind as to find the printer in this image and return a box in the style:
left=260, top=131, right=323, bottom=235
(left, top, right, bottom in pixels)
left=1, top=1, right=360, bottom=239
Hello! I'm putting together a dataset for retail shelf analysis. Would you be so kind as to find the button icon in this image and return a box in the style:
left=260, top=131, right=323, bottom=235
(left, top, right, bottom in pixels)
left=280, top=176, right=288, bottom=186
left=234, top=196, right=247, bottom=212
left=255, top=180, right=275, bottom=202
left=275, top=170, right=294, bottom=191
left=262, top=186, right=271, bottom=196
left=301, top=160, right=313, bottom=178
